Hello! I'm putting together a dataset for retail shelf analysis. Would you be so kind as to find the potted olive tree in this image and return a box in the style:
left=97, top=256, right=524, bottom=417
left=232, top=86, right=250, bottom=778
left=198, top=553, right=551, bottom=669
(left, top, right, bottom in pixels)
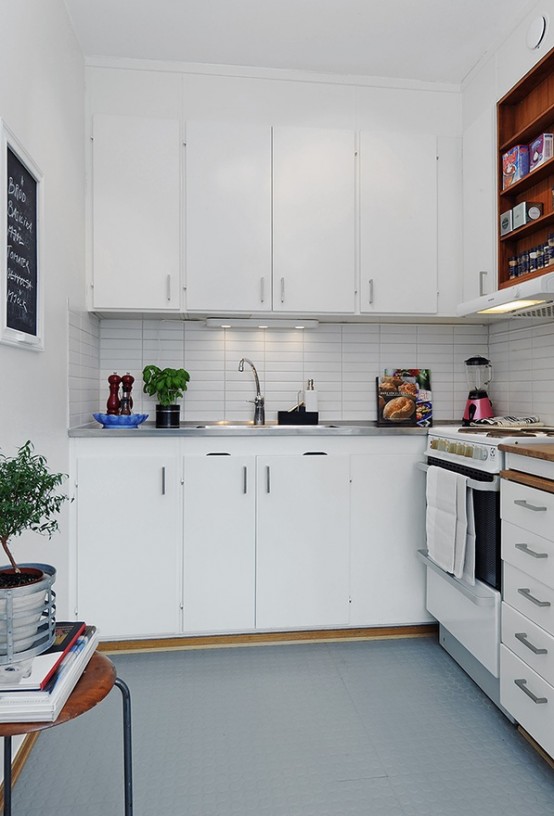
left=142, top=365, right=191, bottom=428
left=0, top=441, right=70, bottom=661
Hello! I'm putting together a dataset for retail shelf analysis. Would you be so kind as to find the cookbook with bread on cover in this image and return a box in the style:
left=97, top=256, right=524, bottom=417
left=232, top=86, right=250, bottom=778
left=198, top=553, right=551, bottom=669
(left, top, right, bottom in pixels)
left=376, top=369, right=432, bottom=427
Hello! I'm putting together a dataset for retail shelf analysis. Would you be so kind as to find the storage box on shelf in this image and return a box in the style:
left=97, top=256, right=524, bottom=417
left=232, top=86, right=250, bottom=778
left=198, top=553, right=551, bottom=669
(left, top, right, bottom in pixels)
left=497, top=46, right=554, bottom=288
left=500, top=469, right=554, bottom=760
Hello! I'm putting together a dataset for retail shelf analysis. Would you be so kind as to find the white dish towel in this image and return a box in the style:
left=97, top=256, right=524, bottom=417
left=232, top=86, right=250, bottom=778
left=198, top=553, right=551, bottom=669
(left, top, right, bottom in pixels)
left=426, top=466, right=469, bottom=578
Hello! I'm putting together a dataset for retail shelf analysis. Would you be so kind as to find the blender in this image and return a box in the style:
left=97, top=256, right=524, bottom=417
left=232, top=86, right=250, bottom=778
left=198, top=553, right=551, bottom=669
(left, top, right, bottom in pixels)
left=462, top=355, right=494, bottom=425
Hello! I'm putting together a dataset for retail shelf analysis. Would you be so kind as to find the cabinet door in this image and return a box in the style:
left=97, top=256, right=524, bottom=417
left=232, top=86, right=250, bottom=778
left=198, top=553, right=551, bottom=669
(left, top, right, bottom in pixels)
left=273, top=127, right=356, bottom=313
left=91, top=114, right=181, bottom=310
left=185, top=121, right=272, bottom=312
left=183, top=455, right=256, bottom=633
left=349, top=451, right=430, bottom=625
left=462, top=109, right=496, bottom=301
left=76, top=454, right=181, bottom=638
left=359, top=131, right=438, bottom=314
left=256, top=454, right=350, bottom=629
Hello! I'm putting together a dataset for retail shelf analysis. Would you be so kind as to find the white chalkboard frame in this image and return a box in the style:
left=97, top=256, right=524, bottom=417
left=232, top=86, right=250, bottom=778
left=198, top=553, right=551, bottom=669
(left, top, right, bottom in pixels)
left=0, top=120, right=44, bottom=350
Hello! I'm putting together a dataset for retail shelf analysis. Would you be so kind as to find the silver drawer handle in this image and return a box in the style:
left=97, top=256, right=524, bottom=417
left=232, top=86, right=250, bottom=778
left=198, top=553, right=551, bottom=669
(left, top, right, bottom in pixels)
left=514, top=499, right=547, bottom=512
left=517, top=587, right=552, bottom=607
left=243, top=465, right=248, bottom=495
left=515, top=632, right=548, bottom=655
left=515, top=542, right=548, bottom=559
left=514, top=678, right=548, bottom=704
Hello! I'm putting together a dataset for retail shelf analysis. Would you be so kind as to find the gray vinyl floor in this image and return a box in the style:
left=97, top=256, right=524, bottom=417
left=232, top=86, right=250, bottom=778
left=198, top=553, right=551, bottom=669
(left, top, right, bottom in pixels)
left=11, top=636, right=554, bottom=816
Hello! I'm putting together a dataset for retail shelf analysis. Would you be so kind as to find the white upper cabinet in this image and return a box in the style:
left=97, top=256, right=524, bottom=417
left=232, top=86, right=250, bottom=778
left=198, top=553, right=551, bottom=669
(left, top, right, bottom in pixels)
left=359, top=131, right=438, bottom=314
left=272, top=127, right=356, bottom=313
left=91, top=114, right=181, bottom=311
left=185, top=121, right=272, bottom=312
left=462, top=108, right=496, bottom=301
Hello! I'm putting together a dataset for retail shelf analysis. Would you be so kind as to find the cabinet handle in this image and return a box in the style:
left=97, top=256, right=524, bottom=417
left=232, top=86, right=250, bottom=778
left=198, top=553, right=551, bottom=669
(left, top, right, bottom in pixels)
left=166, top=274, right=171, bottom=302
left=514, top=499, right=547, bottom=512
left=280, top=277, right=285, bottom=303
left=517, top=587, right=551, bottom=607
left=368, top=279, right=374, bottom=304
left=266, top=465, right=271, bottom=494
left=515, top=632, right=548, bottom=655
left=479, top=270, right=488, bottom=296
left=243, top=465, right=248, bottom=494
left=161, top=466, right=166, bottom=495
left=260, top=277, right=265, bottom=304
left=515, top=542, right=548, bottom=559
left=514, top=678, right=548, bottom=704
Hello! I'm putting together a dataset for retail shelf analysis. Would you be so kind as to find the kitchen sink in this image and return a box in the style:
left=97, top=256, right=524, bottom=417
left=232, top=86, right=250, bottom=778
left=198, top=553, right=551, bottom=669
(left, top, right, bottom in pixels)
left=182, top=421, right=340, bottom=430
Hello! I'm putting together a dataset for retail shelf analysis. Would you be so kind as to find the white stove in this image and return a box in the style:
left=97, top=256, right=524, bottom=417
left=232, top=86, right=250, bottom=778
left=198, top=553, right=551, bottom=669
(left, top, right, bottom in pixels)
left=425, top=425, right=554, bottom=474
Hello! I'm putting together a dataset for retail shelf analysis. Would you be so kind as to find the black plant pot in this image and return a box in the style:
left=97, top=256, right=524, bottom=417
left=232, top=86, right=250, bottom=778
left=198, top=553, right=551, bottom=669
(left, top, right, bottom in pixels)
left=155, top=404, right=181, bottom=428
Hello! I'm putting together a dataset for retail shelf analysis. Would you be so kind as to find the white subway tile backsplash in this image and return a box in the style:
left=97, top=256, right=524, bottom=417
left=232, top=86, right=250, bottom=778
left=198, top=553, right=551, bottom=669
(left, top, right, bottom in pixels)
left=67, top=311, right=554, bottom=427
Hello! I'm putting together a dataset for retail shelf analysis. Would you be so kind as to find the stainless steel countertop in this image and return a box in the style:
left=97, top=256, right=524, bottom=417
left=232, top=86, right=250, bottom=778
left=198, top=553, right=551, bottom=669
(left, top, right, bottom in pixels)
left=69, top=420, right=430, bottom=438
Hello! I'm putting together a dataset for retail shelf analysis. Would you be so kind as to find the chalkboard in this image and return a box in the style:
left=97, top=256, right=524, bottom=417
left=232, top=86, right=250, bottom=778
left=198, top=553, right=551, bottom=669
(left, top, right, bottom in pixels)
left=6, top=146, right=38, bottom=335
left=1, top=123, right=42, bottom=350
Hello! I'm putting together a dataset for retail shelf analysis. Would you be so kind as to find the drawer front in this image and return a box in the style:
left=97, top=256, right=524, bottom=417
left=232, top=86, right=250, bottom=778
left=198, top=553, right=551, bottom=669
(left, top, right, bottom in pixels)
left=503, top=562, right=554, bottom=634
left=501, top=480, right=554, bottom=540
left=500, top=645, right=554, bottom=759
left=502, top=602, right=554, bottom=685
left=502, top=520, right=554, bottom=588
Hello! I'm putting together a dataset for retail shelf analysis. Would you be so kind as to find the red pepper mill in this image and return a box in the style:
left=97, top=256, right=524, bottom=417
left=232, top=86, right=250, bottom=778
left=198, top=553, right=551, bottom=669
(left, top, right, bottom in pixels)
left=120, top=372, right=135, bottom=415
left=106, top=372, right=121, bottom=415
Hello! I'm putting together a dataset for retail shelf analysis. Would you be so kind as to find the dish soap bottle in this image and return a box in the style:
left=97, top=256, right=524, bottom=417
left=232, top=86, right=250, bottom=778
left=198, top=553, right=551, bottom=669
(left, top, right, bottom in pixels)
left=305, top=379, right=318, bottom=413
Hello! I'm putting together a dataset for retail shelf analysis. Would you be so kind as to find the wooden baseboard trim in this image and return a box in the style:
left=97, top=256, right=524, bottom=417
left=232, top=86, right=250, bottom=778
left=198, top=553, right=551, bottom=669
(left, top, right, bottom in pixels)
left=517, top=726, right=554, bottom=768
left=0, top=733, right=40, bottom=809
left=98, top=624, right=438, bottom=654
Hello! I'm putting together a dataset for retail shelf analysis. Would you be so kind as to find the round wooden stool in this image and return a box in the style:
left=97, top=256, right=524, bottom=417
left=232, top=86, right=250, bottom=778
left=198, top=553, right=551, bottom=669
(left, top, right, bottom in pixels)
left=0, top=652, right=132, bottom=816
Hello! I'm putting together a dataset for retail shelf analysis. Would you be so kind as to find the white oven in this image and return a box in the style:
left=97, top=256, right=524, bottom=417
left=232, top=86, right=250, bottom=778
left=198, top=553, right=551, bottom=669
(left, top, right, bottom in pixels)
left=419, top=425, right=552, bottom=712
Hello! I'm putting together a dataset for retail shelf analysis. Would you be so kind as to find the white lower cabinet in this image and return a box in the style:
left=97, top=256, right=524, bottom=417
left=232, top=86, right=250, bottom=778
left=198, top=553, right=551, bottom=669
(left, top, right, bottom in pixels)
left=349, top=451, right=430, bottom=626
left=500, top=472, right=554, bottom=758
left=255, top=454, right=351, bottom=629
left=71, top=435, right=427, bottom=639
left=183, top=455, right=256, bottom=633
left=75, top=446, right=182, bottom=638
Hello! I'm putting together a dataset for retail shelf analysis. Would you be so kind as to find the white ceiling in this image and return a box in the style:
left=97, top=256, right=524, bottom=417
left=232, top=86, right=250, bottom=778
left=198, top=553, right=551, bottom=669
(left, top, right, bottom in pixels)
left=63, top=0, right=538, bottom=85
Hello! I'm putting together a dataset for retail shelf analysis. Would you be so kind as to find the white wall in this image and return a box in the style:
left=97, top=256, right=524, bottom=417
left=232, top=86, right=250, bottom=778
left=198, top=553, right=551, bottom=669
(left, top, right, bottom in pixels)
left=0, top=1, right=85, bottom=610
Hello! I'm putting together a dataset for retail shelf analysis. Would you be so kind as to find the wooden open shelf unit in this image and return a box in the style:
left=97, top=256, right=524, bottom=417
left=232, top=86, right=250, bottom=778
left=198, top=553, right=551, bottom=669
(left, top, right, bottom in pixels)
left=498, top=46, right=554, bottom=289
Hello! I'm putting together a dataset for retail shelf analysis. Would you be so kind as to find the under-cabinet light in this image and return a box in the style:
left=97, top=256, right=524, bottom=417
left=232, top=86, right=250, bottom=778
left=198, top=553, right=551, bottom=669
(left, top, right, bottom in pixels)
left=477, top=298, right=548, bottom=315
left=205, top=318, right=319, bottom=329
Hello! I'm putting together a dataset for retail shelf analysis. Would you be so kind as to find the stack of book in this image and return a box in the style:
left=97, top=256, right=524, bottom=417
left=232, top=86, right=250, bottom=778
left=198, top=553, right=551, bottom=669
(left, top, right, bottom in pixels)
left=0, top=622, right=98, bottom=722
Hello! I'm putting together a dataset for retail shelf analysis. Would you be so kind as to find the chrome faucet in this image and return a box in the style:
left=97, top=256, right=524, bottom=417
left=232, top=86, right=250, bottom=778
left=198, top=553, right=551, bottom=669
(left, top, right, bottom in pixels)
left=238, top=358, right=265, bottom=425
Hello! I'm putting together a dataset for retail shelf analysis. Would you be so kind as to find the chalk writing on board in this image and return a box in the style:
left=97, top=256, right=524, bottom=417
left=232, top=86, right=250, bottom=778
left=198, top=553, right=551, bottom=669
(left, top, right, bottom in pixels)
left=6, top=146, right=37, bottom=336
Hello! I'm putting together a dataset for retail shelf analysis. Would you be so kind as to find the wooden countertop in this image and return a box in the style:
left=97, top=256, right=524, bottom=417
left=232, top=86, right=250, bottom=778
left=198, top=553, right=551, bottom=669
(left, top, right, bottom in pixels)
left=499, top=441, right=554, bottom=462
left=500, top=468, right=554, bottom=494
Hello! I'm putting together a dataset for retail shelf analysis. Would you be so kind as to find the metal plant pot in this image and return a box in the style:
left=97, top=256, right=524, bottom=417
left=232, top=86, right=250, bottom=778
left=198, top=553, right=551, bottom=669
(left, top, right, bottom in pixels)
left=155, top=404, right=180, bottom=428
left=0, top=563, right=56, bottom=664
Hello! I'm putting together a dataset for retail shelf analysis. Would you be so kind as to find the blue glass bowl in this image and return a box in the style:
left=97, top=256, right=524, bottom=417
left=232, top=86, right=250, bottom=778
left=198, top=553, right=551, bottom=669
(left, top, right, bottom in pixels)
left=93, top=413, right=149, bottom=429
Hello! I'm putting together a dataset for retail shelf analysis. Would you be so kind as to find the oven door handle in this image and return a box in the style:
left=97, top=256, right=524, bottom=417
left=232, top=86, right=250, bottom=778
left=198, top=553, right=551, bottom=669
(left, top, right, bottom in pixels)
left=418, top=462, right=499, bottom=492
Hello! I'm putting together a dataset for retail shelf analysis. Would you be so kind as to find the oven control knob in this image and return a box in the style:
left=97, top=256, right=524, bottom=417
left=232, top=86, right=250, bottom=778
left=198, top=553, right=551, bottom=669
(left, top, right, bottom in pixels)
left=473, top=446, right=488, bottom=461
left=464, top=445, right=473, bottom=457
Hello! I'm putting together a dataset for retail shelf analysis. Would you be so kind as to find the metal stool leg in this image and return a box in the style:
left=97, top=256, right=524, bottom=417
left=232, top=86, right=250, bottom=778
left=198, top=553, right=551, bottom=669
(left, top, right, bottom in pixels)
left=114, top=678, right=133, bottom=816
left=3, top=736, right=11, bottom=816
